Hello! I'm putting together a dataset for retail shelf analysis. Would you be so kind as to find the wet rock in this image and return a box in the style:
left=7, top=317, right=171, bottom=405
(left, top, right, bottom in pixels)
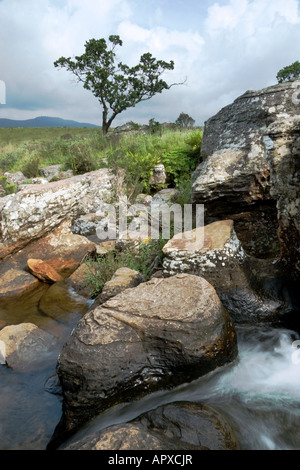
left=49, top=273, right=237, bottom=447
left=66, top=262, right=95, bottom=298
left=191, top=80, right=300, bottom=267
left=63, top=401, right=238, bottom=450
left=27, top=259, right=63, bottom=284
left=39, top=282, right=90, bottom=321
left=0, top=268, right=41, bottom=301
left=94, top=267, right=145, bottom=305
left=0, top=323, right=55, bottom=371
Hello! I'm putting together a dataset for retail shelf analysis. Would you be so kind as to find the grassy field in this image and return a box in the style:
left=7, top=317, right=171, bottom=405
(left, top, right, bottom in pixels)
left=0, top=127, right=99, bottom=147
left=0, top=125, right=202, bottom=200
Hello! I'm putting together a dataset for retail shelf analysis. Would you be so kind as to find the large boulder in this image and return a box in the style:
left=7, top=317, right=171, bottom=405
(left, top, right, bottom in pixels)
left=63, top=401, right=238, bottom=450
left=163, top=220, right=295, bottom=324
left=191, top=80, right=300, bottom=275
left=0, top=169, right=115, bottom=259
left=48, top=273, right=237, bottom=448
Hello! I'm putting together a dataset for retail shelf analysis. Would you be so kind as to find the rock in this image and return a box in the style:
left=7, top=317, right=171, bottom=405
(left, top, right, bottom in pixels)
left=4, top=171, right=25, bottom=187
left=16, top=220, right=96, bottom=273
left=63, top=401, right=238, bottom=450
left=0, top=268, right=41, bottom=302
left=27, top=259, right=63, bottom=283
left=94, top=267, right=145, bottom=305
left=0, top=340, right=6, bottom=364
left=191, top=80, right=300, bottom=268
left=31, top=177, right=48, bottom=185
left=150, top=188, right=180, bottom=207
left=39, top=282, right=90, bottom=321
left=95, top=240, right=116, bottom=255
left=66, top=262, right=95, bottom=298
left=162, top=220, right=294, bottom=324
left=72, top=213, right=107, bottom=237
left=0, top=323, right=55, bottom=371
left=49, top=273, right=237, bottom=447
left=135, top=194, right=152, bottom=206
left=39, top=164, right=73, bottom=181
left=0, top=169, right=115, bottom=259
left=150, top=164, right=166, bottom=186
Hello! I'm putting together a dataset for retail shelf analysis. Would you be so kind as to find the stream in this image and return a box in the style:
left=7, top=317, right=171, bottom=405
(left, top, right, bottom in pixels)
left=0, top=287, right=300, bottom=450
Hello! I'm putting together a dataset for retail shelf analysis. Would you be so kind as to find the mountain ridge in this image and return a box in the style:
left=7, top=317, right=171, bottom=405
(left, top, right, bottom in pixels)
left=0, top=116, right=99, bottom=128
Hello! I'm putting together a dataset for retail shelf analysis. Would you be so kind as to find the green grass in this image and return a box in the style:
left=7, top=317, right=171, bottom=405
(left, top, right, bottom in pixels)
left=0, top=125, right=202, bottom=200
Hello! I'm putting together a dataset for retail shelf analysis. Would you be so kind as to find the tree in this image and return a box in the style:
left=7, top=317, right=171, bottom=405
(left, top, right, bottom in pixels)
left=54, top=35, right=180, bottom=134
left=175, top=112, right=195, bottom=129
left=276, top=61, right=300, bottom=83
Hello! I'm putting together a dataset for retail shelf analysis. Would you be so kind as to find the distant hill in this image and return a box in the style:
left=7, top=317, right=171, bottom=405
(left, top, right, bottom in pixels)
left=0, top=116, right=99, bottom=128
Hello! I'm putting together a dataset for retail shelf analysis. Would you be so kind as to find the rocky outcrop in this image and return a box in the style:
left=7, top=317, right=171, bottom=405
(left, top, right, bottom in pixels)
left=0, top=169, right=115, bottom=259
left=163, top=220, right=295, bottom=324
left=48, top=273, right=237, bottom=448
left=191, top=80, right=300, bottom=275
left=63, top=401, right=238, bottom=450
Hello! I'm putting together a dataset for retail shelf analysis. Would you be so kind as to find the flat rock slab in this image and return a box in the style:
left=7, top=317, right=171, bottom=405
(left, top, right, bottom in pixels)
left=49, top=273, right=237, bottom=448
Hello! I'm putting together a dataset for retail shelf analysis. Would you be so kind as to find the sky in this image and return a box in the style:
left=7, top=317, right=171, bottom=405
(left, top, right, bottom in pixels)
left=1, top=0, right=300, bottom=127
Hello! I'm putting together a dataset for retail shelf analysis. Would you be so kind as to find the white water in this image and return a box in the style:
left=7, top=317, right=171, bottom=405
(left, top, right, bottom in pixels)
left=63, top=325, right=300, bottom=450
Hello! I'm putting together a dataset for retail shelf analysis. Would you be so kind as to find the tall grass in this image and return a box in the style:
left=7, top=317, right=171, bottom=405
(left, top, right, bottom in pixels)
left=0, top=126, right=202, bottom=198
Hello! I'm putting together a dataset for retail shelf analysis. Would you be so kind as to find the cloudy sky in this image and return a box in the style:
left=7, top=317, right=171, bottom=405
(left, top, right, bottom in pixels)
left=1, top=0, right=300, bottom=127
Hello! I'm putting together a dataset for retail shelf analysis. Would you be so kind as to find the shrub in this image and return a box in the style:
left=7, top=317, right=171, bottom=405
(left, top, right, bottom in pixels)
left=85, top=238, right=167, bottom=297
left=21, top=153, right=41, bottom=178
left=0, top=175, right=18, bottom=195
left=63, top=141, right=98, bottom=174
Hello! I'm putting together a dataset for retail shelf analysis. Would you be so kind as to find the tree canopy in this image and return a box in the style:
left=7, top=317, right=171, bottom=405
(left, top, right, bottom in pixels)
left=54, top=35, right=180, bottom=133
left=175, top=112, right=195, bottom=129
left=276, top=61, right=300, bottom=83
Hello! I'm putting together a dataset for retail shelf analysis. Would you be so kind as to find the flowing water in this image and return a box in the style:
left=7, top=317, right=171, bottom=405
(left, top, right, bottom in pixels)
left=0, top=288, right=300, bottom=450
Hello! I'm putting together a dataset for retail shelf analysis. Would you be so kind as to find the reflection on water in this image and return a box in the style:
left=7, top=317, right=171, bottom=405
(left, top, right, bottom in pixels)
left=1, top=286, right=300, bottom=451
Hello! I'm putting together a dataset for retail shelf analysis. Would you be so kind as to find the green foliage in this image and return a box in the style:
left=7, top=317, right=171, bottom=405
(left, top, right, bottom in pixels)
left=21, top=153, right=40, bottom=178
left=148, top=118, right=162, bottom=135
left=0, top=151, right=21, bottom=173
left=63, top=141, right=98, bottom=174
left=161, top=130, right=202, bottom=186
left=54, top=35, right=178, bottom=133
left=175, top=112, right=195, bottom=129
left=277, top=61, right=300, bottom=83
left=105, top=148, right=160, bottom=198
left=0, top=175, right=18, bottom=195
left=86, top=238, right=167, bottom=297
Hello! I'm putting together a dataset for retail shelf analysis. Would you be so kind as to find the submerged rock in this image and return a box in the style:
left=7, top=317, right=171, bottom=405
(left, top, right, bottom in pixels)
left=49, top=273, right=237, bottom=448
left=63, top=401, right=238, bottom=450
left=0, top=323, right=55, bottom=371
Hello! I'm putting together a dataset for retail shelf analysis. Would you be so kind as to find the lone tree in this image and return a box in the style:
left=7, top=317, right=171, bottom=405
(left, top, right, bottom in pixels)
left=54, top=35, right=181, bottom=134
left=175, top=112, right=195, bottom=129
left=277, top=61, right=300, bottom=83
